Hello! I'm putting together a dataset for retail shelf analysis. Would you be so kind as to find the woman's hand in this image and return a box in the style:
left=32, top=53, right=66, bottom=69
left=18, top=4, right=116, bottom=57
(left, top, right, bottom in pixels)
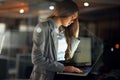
left=64, top=66, right=83, bottom=73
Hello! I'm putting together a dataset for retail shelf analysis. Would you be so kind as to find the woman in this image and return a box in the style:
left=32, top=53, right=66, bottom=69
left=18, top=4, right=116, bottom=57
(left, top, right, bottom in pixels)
left=30, top=0, right=82, bottom=80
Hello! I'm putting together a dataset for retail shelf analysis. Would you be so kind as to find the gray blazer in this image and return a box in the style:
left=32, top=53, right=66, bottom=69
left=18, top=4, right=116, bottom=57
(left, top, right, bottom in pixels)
left=30, top=19, right=80, bottom=80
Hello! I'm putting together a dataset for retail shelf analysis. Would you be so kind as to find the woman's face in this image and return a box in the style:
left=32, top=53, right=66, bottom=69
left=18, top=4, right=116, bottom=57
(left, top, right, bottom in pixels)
left=61, top=12, right=78, bottom=27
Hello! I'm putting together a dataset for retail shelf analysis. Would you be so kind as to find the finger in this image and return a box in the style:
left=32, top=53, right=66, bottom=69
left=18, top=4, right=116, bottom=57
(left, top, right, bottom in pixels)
left=74, top=67, right=83, bottom=73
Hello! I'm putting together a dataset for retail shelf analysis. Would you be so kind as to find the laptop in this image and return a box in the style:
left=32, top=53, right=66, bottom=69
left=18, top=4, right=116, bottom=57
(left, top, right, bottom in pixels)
left=57, top=37, right=102, bottom=76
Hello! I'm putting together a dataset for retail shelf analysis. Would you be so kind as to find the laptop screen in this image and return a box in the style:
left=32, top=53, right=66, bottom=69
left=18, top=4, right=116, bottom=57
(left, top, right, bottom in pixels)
left=57, top=37, right=92, bottom=66
left=72, top=37, right=92, bottom=66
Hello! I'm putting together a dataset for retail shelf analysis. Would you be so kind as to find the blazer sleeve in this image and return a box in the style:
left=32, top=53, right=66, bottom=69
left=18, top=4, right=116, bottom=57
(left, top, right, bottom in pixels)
left=70, top=36, right=80, bottom=58
left=32, top=23, right=64, bottom=72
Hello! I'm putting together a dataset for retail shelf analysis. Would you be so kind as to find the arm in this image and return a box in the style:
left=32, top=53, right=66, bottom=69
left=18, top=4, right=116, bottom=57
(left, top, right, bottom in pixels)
left=70, top=19, right=80, bottom=58
left=32, top=23, right=64, bottom=72
left=64, top=18, right=80, bottom=60
left=70, top=36, right=80, bottom=58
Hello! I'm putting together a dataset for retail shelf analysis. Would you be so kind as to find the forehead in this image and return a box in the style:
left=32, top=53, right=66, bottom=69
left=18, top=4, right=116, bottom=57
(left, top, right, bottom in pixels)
left=61, top=12, right=78, bottom=19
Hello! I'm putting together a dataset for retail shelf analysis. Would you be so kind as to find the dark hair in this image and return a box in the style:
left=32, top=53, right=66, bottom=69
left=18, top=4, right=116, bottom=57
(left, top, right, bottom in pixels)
left=49, top=0, right=79, bottom=61
left=49, top=0, right=79, bottom=18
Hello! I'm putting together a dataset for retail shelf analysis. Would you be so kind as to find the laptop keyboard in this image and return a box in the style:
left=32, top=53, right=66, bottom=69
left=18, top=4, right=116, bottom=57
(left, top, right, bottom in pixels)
left=58, top=61, right=92, bottom=75
left=75, top=66, right=91, bottom=74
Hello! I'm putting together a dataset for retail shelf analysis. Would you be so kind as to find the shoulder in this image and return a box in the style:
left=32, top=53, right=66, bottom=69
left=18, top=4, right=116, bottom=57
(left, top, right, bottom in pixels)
left=34, top=21, right=50, bottom=33
left=37, top=21, right=49, bottom=30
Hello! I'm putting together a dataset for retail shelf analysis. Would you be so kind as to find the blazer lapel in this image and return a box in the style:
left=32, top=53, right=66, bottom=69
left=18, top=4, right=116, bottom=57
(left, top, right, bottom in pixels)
left=50, top=29, right=58, bottom=52
left=48, top=20, right=58, bottom=60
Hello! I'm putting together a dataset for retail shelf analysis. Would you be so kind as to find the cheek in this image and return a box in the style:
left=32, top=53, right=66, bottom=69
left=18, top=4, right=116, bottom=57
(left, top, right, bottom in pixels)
left=64, top=21, right=71, bottom=26
left=61, top=20, right=68, bottom=26
left=61, top=18, right=72, bottom=26
left=63, top=22, right=68, bottom=27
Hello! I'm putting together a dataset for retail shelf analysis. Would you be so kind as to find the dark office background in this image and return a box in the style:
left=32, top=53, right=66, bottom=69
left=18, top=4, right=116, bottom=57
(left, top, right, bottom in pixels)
left=0, top=0, right=120, bottom=80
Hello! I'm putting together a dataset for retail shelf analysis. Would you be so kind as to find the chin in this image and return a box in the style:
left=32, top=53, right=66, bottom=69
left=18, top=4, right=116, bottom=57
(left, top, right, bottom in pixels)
left=65, top=25, right=69, bottom=27
left=63, top=23, right=69, bottom=27
left=66, top=24, right=70, bottom=27
left=63, top=25, right=68, bottom=27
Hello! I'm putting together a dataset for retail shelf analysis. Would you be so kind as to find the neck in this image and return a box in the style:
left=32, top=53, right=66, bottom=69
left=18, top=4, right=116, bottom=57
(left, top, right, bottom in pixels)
left=52, top=17, right=62, bottom=28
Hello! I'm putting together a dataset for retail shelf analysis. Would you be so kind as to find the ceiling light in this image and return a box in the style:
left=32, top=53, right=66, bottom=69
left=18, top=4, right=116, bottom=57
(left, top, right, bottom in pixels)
left=111, top=47, right=114, bottom=52
left=19, top=9, right=24, bottom=14
left=84, top=2, right=89, bottom=7
left=115, top=43, right=119, bottom=49
left=49, top=5, right=54, bottom=10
